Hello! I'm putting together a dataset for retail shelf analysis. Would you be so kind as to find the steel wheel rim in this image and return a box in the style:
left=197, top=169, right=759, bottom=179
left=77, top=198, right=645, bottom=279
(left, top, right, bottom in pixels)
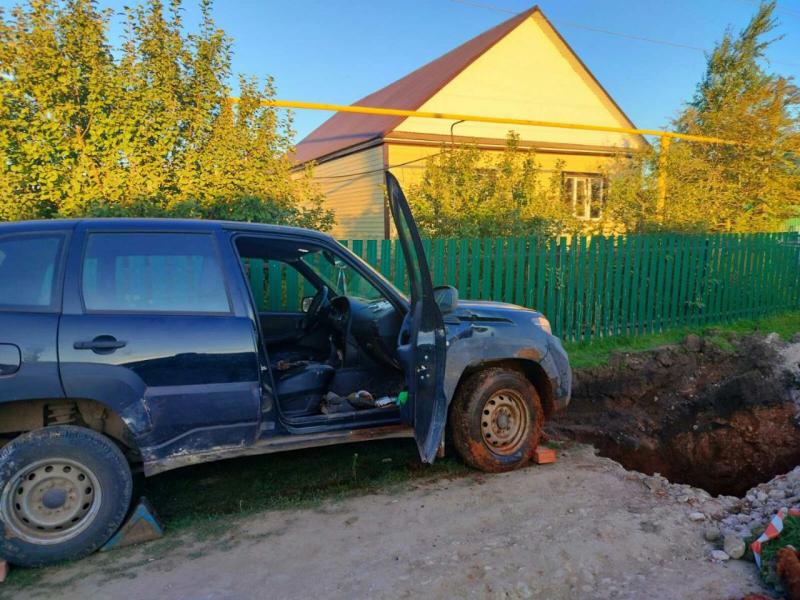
left=1, top=457, right=102, bottom=545
left=480, top=389, right=530, bottom=455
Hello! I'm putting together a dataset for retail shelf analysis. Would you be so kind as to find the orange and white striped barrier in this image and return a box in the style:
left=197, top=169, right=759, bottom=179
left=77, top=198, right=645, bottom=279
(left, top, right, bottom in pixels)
left=751, top=507, right=800, bottom=568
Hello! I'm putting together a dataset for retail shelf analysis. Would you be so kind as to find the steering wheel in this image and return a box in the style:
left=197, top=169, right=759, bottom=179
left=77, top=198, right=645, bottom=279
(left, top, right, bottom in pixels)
left=302, top=285, right=329, bottom=332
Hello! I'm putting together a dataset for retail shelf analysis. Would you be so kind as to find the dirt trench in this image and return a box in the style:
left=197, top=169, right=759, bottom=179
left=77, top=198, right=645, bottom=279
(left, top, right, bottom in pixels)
left=549, top=333, right=800, bottom=497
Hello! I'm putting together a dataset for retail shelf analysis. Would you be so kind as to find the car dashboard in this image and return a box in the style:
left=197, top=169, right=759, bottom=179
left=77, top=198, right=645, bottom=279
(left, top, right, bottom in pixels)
left=327, top=296, right=404, bottom=369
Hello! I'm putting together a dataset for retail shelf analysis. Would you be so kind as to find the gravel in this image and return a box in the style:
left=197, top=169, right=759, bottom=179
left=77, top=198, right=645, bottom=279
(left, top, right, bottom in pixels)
left=719, top=466, right=800, bottom=541
left=710, top=550, right=731, bottom=562
left=633, top=461, right=799, bottom=560
left=704, top=524, right=722, bottom=542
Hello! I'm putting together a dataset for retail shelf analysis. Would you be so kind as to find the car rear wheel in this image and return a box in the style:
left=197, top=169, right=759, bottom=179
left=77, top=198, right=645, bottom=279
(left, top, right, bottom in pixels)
left=0, top=426, right=132, bottom=567
left=449, top=368, right=544, bottom=472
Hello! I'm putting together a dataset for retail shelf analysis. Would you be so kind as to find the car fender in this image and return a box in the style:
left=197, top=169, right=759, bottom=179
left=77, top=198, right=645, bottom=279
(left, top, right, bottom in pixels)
left=57, top=361, right=154, bottom=440
left=442, top=318, right=553, bottom=404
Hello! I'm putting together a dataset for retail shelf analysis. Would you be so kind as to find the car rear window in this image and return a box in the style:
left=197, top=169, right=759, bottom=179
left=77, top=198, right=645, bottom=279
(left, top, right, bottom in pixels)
left=81, top=232, right=230, bottom=314
left=0, top=235, right=64, bottom=310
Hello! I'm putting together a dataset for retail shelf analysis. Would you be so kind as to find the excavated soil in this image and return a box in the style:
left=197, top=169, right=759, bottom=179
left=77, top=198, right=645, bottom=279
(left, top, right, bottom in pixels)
left=550, top=334, right=800, bottom=497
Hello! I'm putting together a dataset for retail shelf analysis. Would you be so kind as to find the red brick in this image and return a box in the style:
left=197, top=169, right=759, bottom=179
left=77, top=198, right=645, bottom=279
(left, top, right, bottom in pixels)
left=534, top=447, right=557, bottom=464
left=0, top=559, right=8, bottom=583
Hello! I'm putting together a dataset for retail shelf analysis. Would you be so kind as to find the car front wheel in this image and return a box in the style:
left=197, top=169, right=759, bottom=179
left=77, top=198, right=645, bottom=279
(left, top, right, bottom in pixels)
left=449, top=368, right=544, bottom=472
left=0, top=426, right=132, bottom=567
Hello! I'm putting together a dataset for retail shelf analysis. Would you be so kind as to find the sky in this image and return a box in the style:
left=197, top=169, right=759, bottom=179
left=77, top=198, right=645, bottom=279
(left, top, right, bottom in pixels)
left=2, top=0, right=798, bottom=142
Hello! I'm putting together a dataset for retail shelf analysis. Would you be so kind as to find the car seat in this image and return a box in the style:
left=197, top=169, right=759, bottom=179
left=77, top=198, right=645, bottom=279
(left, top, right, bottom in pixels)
left=274, top=361, right=335, bottom=416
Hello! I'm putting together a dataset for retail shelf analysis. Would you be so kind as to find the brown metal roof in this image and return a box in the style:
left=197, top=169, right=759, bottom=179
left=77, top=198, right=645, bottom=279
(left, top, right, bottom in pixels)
left=292, top=5, right=540, bottom=165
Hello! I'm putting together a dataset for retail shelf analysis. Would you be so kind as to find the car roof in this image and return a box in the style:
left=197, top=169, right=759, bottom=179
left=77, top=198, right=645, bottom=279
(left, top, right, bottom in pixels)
left=0, top=218, right=337, bottom=243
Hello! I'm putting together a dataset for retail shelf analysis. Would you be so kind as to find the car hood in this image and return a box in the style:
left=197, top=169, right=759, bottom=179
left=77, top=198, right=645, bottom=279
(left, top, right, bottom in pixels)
left=451, top=299, right=541, bottom=322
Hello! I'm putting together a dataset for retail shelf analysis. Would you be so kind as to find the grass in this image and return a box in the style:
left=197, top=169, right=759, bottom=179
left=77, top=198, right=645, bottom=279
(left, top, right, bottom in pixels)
left=563, top=310, right=800, bottom=369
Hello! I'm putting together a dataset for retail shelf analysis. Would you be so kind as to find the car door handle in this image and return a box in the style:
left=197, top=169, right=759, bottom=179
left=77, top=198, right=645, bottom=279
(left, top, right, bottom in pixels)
left=74, top=336, right=127, bottom=353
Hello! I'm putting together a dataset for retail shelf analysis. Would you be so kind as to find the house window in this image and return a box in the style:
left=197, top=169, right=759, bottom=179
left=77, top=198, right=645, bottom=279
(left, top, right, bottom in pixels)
left=564, top=174, right=606, bottom=220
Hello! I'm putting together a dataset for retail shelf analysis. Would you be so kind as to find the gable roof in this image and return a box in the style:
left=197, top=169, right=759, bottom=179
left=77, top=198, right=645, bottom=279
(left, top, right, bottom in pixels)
left=293, top=5, right=640, bottom=165
left=293, top=6, right=538, bottom=165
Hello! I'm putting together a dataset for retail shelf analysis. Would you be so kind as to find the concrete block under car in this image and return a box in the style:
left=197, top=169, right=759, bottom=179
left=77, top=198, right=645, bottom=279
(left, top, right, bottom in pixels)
left=101, top=497, right=164, bottom=552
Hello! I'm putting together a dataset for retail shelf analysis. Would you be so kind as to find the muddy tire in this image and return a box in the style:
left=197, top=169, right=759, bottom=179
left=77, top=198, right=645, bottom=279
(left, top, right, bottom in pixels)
left=449, top=368, right=544, bottom=473
left=0, top=426, right=132, bottom=567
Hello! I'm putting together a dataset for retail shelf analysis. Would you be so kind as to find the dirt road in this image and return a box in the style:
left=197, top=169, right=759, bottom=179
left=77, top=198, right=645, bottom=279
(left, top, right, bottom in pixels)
left=6, top=445, right=767, bottom=600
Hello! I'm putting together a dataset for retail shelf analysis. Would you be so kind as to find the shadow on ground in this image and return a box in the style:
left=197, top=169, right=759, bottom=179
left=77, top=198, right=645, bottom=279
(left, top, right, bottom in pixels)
left=144, top=438, right=469, bottom=531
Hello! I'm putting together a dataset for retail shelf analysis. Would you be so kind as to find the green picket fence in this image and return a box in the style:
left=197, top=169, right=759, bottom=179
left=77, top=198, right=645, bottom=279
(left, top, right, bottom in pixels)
left=246, top=232, right=800, bottom=344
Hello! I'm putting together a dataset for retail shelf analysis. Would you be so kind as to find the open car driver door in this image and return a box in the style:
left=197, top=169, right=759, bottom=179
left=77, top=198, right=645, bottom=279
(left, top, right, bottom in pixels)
left=386, top=172, right=448, bottom=464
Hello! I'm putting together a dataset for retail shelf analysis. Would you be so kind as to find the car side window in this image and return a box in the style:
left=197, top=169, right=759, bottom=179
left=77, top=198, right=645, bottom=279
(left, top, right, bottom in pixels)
left=0, top=234, right=64, bottom=310
left=82, top=233, right=230, bottom=314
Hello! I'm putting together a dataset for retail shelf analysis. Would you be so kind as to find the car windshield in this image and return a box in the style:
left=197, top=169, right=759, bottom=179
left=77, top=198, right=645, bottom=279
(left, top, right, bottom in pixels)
left=300, top=244, right=407, bottom=304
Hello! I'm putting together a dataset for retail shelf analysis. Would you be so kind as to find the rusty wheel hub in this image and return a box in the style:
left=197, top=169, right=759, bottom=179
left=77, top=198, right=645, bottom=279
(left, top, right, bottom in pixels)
left=480, top=389, right=530, bottom=455
left=1, top=458, right=102, bottom=545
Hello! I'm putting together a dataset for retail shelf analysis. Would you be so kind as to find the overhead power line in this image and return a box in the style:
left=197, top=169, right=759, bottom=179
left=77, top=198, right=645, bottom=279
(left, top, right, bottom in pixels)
left=733, top=0, right=800, bottom=19
left=449, top=0, right=705, bottom=51
left=308, top=151, right=447, bottom=180
left=446, top=0, right=800, bottom=69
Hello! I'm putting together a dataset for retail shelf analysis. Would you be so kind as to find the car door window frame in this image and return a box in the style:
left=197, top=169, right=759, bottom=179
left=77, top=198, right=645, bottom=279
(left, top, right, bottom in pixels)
left=0, top=230, right=71, bottom=314
left=230, top=232, right=409, bottom=315
left=77, top=229, right=235, bottom=316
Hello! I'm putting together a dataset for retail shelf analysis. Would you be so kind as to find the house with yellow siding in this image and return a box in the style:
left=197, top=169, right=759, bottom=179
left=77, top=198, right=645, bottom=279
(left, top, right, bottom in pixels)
left=293, top=5, right=647, bottom=239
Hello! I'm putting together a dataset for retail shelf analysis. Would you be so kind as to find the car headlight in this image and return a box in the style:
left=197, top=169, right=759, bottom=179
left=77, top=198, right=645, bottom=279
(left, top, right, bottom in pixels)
left=535, top=315, right=552, bottom=335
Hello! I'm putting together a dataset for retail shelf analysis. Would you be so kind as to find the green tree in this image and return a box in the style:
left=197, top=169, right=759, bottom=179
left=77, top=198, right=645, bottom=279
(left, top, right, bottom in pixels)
left=598, top=150, right=659, bottom=234
left=662, top=1, right=800, bottom=232
left=0, top=0, right=333, bottom=229
left=405, top=135, right=576, bottom=238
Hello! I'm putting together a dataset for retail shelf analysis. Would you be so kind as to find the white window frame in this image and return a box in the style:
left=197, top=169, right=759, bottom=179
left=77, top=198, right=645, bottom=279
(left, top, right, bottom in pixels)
left=564, top=173, right=605, bottom=220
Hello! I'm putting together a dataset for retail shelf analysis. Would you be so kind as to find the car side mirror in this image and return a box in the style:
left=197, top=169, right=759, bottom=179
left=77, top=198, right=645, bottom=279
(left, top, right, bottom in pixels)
left=301, top=296, right=314, bottom=312
left=433, top=285, right=459, bottom=314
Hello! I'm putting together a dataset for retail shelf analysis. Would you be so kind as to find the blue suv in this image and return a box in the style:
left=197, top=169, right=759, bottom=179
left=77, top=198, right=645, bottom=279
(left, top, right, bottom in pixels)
left=0, top=174, right=570, bottom=566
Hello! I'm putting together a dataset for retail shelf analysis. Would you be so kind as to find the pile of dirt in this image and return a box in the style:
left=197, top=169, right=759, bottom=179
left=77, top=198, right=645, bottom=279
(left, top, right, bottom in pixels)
left=549, top=332, right=800, bottom=497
